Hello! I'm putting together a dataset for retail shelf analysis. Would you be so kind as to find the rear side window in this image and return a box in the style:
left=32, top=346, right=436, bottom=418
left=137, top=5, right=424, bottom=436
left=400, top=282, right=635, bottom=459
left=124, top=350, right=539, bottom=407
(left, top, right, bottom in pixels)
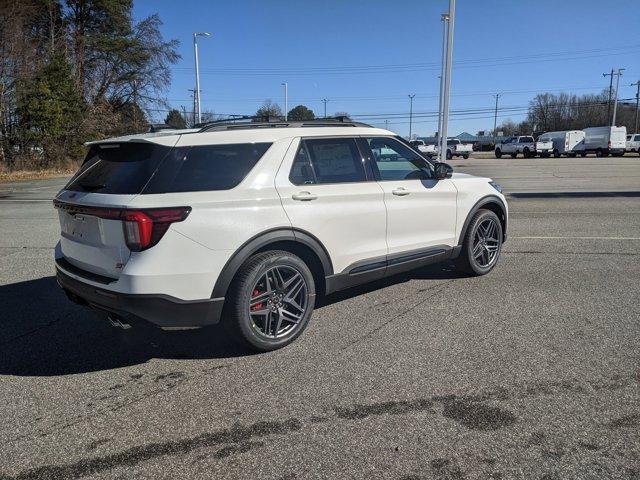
left=66, top=143, right=170, bottom=194
left=289, top=138, right=366, bottom=185
left=145, top=143, right=272, bottom=193
left=519, top=137, right=534, bottom=143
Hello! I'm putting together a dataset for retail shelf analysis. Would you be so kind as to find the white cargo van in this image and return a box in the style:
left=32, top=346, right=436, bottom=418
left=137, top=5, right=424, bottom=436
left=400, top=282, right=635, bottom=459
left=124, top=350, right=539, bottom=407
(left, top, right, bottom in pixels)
left=576, top=126, right=627, bottom=157
left=539, top=130, right=586, bottom=157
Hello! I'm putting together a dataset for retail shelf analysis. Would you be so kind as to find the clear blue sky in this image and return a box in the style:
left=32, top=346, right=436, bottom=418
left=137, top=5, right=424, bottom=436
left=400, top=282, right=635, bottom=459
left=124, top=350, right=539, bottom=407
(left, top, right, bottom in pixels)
left=134, top=0, right=640, bottom=137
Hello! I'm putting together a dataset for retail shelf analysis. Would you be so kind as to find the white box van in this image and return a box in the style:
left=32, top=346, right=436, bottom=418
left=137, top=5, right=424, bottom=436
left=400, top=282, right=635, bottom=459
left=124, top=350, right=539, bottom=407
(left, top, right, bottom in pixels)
left=576, top=126, right=627, bottom=157
left=539, top=130, right=586, bottom=157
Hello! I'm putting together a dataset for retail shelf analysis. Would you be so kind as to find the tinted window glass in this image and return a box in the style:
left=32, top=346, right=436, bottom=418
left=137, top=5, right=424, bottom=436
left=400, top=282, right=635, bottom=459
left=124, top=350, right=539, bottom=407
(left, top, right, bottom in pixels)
left=145, top=143, right=271, bottom=193
left=520, top=137, right=534, bottom=143
left=303, top=138, right=366, bottom=184
left=367, top=137, right=431, bottom=181
left=289, top=143, right=316, bottom=185
left=66, top=143, right=170, bottom=194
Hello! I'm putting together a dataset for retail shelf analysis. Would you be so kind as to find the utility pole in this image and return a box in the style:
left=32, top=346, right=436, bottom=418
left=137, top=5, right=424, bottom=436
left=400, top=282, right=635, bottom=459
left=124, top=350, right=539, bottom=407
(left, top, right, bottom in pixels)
left=193, top=32, right=210, bottom=124
left=603, top=69, right=614, bottom=124
left=322, top=98, right=329, bottom=118
left=188, top=89, right=197, bottom=126
left=437, top=13, right=449, bottom=161
left=612, top=68, right=625, bottom=126
left=181, top=105, right=188, bottom=126
left=281, top=82, right=288, bottom=120
left=631, top=80, right=640, bottom=133
left=492, top=93, right=501, bottom=147
left=439, top=0, right=456, bottom=162
left=132, top=79, right=139, bottom=132
left=385, top=119, right=389, bottom=130
left=408, top=94, right=416, bottom=139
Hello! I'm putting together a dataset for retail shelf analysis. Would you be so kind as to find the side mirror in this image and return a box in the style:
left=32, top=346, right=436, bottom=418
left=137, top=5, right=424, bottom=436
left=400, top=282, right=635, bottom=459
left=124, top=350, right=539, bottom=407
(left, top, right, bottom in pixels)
left=433, top=162, right=453, bottom=180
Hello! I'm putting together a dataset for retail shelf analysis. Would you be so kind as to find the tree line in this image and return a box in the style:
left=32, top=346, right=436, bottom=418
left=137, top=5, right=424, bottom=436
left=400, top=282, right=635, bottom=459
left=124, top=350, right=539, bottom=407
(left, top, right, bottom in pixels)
left=496, top=90, right=638, bottom=136
left=0, top=0, right=179, bottom=170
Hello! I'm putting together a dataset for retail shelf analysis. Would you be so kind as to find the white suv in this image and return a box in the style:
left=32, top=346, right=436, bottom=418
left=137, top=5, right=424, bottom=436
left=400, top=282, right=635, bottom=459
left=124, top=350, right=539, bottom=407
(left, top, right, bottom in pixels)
left=54, top=118, right=508, bottom=351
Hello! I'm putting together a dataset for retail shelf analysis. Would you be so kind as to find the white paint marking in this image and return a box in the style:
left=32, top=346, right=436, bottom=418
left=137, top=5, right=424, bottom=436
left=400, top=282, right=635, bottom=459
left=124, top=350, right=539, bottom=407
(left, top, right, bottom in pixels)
left=514, top=236, right=640, bottom=240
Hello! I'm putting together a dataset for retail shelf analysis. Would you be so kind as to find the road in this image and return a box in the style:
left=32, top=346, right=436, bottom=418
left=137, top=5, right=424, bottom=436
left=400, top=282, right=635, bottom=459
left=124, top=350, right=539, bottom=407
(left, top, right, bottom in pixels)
left=1, top=157, right=639, bottom=479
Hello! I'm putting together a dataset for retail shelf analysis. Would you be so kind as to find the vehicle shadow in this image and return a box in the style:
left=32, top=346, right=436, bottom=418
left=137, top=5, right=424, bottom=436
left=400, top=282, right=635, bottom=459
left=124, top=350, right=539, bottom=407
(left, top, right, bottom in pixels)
left=1, top=262, right=463, bottom=377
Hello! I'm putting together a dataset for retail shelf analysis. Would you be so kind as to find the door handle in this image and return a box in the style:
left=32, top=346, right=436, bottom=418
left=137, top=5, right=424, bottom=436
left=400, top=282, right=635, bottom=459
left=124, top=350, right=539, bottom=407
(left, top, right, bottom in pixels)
left=292, top=191, right=318, bottom=201
left=392, top=187, right=410, bottom=196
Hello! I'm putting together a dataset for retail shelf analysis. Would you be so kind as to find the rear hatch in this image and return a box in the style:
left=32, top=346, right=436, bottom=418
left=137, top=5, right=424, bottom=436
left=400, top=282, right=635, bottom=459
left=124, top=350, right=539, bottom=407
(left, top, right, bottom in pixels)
left=610, top=128, right=627, bottom=150
left=55, top=139, right=177, bottom=279
left=536, top=139, right=552, bottom=150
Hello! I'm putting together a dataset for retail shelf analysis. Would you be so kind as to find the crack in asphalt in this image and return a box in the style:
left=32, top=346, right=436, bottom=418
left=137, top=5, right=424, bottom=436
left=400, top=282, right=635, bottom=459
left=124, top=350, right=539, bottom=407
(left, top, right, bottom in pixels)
left=340, top=280, right=456, bottom=351
left=0, top=310, right=77, bottom=348
left=2, top=372, right=636, bottom=479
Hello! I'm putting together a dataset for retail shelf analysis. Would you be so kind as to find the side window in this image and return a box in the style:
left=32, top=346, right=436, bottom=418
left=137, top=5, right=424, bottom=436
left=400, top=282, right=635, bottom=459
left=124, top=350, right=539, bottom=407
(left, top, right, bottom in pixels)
left=289, top=143, right=315, bottom=185
left=366, top=137, right=431, bottom=181
left=294, top=138, right=366, bottom=184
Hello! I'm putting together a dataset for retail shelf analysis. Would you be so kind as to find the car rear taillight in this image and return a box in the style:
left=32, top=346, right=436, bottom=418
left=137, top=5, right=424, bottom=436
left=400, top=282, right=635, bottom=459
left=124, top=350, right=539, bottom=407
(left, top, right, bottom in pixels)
left=608, top=140, right=612, bottom=149
left=53, top=201, right=191, bottom=251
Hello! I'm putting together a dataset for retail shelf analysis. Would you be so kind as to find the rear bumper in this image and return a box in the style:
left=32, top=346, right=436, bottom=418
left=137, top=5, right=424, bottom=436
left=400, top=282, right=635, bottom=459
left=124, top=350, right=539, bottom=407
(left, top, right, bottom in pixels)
left=55, top=262, right=224, bottom=329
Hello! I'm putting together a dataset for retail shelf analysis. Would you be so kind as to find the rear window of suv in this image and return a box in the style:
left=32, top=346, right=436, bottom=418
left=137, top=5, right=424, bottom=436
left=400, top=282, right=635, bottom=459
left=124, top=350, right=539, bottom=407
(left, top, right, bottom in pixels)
left=66, top=142, right=272, bottom=194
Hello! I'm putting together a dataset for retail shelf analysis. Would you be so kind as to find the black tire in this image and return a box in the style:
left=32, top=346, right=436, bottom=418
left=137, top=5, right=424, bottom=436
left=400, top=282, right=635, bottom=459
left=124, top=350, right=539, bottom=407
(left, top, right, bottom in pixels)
left=510, top=152, right=517, bottom=159
left=463, top=154, right=469, bottom=159
left=223, top=250, right=315, bottom=351
left=568, top=152, right=577, bottom=158
left=553, top=149, right=560, bottom=158
left=596, top=148, right=603, bottom=157
left=580, top=151, right=587, bottom=157
left=446, top=149, right=452, bottom=160
left=523, top=148, right=531, bottom=158
left=495, top=149, right=502, bottom=159
left=457, top=209, right=503, bottom=276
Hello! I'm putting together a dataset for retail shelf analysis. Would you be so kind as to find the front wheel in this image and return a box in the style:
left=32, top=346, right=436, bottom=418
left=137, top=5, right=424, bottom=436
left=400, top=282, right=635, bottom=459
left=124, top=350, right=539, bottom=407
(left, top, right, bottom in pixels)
left=457, top=209, right=503, bottom=276
left=224, top=250, right=315, bottom=351
left=553, top=149, right=560, bottom=158
left=495, top=149, right=502, bottom=159
left=463, top=154, right=469, bottom=159
left=446, top=149, right=453, bottom=160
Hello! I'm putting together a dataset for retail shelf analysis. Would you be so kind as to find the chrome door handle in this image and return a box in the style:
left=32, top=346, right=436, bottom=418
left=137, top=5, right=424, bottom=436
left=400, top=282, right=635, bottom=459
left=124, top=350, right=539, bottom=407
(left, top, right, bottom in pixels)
left=392, top=187, right=410, bottom=196
left=292, top=191, right=318, bottom=201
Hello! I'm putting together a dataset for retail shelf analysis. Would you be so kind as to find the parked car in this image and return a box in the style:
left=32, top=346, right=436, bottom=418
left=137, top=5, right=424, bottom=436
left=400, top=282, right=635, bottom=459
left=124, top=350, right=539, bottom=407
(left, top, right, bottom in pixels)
left=576, top=126, right=627, bottom=157
left=495, top=136, right=536, bottom=158
left=410, top=139, right=437, bottom=158
left=446, top=138, right=472, bottom=159
left=53, top=118, right=507, bottom=351
left=534, top=135, right=554, bottom=157
left=625, top=133, right=640, bottom=155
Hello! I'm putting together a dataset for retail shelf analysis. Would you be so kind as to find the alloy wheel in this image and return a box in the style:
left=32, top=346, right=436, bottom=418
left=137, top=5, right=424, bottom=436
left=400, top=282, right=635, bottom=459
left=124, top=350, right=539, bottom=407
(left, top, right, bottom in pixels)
left=249, top=265, right=308, bottom=339
left=472, top=218, right=500, bottom=268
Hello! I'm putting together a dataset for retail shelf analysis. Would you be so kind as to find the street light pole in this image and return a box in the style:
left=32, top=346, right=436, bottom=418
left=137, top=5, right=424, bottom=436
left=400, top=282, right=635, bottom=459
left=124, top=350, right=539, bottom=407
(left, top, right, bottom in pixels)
left=322, top=98, right=329, bottom=118
left=437, top=13, right=449, bottom=161
left=612, top=68, right=625, bottom=126
left=440, top=0, right=456, bottom=162
left=631, top=80, right=640, bottom=133
left=408, top=94, right=416, bottom=139
left=193, top=32, right=210, bottom=124
left=282, top=82, right=288, bottom=120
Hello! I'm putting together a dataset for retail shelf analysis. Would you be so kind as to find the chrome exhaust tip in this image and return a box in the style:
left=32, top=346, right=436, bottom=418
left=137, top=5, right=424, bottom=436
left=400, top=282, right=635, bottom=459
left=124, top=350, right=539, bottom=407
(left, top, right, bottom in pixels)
left=108, top=315, right=132, bottom=330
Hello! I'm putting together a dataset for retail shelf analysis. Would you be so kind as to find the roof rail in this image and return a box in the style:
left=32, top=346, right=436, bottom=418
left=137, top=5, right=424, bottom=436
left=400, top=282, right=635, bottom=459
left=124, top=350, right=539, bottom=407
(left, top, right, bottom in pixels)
left=197, top=115, right=372, bottom=133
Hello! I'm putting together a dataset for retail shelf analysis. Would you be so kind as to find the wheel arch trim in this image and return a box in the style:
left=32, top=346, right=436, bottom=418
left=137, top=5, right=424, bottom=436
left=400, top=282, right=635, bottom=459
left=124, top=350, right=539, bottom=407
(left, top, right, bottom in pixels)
left=457, top=195, right=508, bottom=246
left=211, top=228, right=333, bottom=299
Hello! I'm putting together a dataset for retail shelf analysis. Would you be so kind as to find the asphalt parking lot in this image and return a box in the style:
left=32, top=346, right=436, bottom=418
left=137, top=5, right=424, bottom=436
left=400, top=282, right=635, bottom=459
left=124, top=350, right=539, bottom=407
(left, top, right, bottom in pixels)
left=1, top=156, right=639, bottom=480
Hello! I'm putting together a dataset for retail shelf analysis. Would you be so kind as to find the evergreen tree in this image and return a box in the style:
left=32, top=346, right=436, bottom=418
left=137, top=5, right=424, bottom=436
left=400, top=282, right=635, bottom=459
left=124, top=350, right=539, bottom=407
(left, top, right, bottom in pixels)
left=287, top=105, right=315, bottom=121
left=165, top=109, right=186, bottom=129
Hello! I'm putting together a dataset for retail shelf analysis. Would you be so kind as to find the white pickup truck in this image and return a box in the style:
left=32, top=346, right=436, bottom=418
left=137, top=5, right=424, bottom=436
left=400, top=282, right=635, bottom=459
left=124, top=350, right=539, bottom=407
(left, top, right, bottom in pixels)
left=445, top=139, right=472, bottom=159
left=410, top=140, right=437, bottom=158
left=625, top=133, right=640, bottom=155
left=535, top=136, right=554, bottom=157
left=495, top=136, right=536, bottom=158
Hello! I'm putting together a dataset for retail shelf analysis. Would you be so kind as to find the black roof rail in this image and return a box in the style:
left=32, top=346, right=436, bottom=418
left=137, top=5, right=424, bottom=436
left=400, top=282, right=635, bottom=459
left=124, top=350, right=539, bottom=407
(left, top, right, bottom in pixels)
left=196, top=115, right=372, bottom=133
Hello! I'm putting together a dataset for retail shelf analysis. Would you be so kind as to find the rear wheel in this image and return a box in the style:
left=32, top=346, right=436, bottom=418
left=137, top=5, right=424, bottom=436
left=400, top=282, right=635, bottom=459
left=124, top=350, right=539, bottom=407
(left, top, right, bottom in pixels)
left=446, top=149, right=452, bottom=160
left=596, top=148, right=603, bottom=157
left=510, top=152, right=517, bottom=159
left=523, top=148, right=531, bottom=158
left=463, top=153, right=469, bottom=159
left=553, top=149, right=560, bottom=158
left=495, top=149, right=502, bottom=159
left=580, top=151, right=587, bottom=157
left=224, top=250, right=315, bottom=351
left=457, top=209, right=503, bottom=276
